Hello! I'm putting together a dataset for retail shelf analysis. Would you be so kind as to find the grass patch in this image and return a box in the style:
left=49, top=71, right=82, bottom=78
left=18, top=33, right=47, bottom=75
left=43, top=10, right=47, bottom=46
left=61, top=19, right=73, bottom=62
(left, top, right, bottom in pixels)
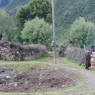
left=63, top=79, right=84, bottom=93
left=0, top=54, right=50, bottom=63
left=0, top=63, right=84, bottom=95
left=63, top=57, right=84, bottom=67
left=32, top=54, right=50, bottom=62
left=0, top=63, right=37, bottom=71
left=0, top=56, right=85, bottom=95
left=63, top=57, right=95, bottom=73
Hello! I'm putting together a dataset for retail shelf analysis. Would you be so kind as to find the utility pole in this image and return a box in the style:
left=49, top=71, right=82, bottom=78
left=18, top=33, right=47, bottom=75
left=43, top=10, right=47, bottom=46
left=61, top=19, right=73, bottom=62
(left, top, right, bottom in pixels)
left=52, top=0, right=55, bottom=41
left=51, top=0, right=57, bottom=64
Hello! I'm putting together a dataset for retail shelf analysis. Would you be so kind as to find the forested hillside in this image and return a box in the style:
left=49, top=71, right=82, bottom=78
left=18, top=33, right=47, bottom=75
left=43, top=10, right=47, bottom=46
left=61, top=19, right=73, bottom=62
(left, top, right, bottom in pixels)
left=55, top=0, right=95, bottom=45
left=1, top=0, right=95, bottom=27
left=0, top=0, right=95, bottom=47
left=0, top=0, right=29, bottom=14
left=0, top=0, right=13, bottom=7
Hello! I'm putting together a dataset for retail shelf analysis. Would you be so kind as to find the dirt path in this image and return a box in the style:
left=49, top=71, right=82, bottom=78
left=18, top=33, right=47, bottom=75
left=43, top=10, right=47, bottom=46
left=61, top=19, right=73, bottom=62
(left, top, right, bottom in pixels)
left=0, top=58, right=95, bottom=95
left=36, top=57, right=95, bottom=95
left=57, top=60, right=95, bottom=95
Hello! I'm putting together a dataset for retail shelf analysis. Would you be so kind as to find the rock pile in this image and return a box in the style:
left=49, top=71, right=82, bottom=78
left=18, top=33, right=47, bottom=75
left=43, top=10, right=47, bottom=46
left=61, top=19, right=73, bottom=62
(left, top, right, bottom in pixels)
left=0, top=41, right=47, bottom=60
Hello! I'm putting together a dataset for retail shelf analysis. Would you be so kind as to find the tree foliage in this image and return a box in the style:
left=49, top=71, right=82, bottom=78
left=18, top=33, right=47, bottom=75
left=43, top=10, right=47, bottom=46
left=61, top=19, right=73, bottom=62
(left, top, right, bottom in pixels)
left=55, top=0, right=95, bottom=46
left=69, top=17, right=95, bottom=47
left=21, top=17, right=51, bottom=48
left=0, top=9, right=19, bottom=41
left=16, top=0, right=52, bottom=29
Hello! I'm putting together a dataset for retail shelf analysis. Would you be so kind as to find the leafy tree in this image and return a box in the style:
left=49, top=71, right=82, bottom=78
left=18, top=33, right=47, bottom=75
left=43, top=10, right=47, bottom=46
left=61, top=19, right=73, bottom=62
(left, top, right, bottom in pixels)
left=69, top=17, right=95, bottom=47
left=16, top=5, right=30, bottom=29
left=0, top=9, right=18, bottom=41
left=0, top=9, right=7, bottom=40
left=55, top=0, right=95, bottom=46
left=16, top=0, right=52, bottom=29
left=21, top=17, right=51, bottom=48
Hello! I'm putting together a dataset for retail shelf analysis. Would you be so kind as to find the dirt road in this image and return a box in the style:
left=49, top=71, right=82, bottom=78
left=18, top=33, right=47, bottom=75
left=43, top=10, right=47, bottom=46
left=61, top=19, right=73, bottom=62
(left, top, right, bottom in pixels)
left=0, top=58, right=95, bottom=95
left=60, top=63, right=95, bottom=95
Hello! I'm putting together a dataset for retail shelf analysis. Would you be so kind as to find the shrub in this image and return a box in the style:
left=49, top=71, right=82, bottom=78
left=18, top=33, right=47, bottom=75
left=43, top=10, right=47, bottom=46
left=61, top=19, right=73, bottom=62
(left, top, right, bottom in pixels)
left=21, top=17, right=51, bottom=48
left=69, top=17, right=95, bottom=47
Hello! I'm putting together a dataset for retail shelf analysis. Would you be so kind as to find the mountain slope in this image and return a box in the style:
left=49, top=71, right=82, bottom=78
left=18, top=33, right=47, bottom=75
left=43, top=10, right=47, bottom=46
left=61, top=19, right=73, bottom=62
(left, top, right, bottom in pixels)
left=0, top=0, right=29, bottom=14
left=0, top=0, right=95, bottom=45
left=0, top=0, right=13, bottom=8
left=55, top=0, right=95, bottom=45
left=1, top=0, right=95, bottom=27
left=5, top=0, right=29, bottom=14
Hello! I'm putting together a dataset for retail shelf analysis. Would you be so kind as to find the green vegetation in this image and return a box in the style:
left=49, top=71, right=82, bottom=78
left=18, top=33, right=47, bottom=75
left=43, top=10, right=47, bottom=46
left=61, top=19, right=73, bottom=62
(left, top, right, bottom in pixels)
left=0, top=0, right=52, bottom=48
left=0, top=0, right=94, bottom=94
left=0, top=59, right=84, bottom=95
left=0, top=9, right=18, bottom=41
left=0, top=0, right=95, bottom=47
left=63, top=57, right=80, bottom=67
left=5, top=0, right=29, bottom=14
left=80, top=93, right=89, bottom=95
left=16, top=0, right=51, bottom=28
left=32, top=54, right=50, bottom=62
left=69, top=17, right=95, bottom=47
left=21, top=17, right=51, bottom=47
left=0, top=63, right=37, bottom=71
left=0, top=54, right=50, bottom=64
left=0, top=0, right=29, bottom=14
left=55, top=0, right=95, bottom=46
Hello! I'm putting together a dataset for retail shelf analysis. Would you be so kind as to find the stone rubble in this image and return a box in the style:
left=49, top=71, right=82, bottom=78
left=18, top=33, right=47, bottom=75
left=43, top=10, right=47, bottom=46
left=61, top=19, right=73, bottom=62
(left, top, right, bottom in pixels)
left=0, top=41, right=47, bottom=60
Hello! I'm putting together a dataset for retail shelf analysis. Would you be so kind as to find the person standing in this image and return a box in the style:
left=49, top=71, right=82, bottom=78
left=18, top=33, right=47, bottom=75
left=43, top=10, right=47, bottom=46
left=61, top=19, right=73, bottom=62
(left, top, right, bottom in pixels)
left=85, top=50, right=91, bottom=70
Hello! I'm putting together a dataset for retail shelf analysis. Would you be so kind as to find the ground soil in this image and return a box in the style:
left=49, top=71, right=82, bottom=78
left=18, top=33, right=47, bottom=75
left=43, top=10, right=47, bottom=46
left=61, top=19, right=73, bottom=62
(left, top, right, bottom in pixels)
left=1, top=57, right=95, bottom=95
left=62, top=64, right=95, bottom=95
left=0, top=65, right=77, bottom=93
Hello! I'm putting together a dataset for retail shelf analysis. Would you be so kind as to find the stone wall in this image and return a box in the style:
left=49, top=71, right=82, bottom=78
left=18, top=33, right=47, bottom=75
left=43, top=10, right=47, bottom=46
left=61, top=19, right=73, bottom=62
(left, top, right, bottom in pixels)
left=64, top=47, right=86, bottom=64
left=59, top=47, right=86, bottom=64
left=0, top=41, right=47, bottom=60
left=91, top=52, right=95, bottom=67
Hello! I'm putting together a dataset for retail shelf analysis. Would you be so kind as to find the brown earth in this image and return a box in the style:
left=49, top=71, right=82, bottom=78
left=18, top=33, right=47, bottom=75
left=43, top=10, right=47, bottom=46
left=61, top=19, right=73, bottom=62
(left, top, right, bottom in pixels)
left=0, top=66, right=77, bottom=93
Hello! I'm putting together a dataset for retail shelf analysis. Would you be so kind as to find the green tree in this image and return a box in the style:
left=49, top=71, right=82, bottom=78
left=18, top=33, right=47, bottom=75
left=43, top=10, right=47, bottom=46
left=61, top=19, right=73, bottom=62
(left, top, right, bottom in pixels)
left=21, top=17, right=51, bottom=48
left=16, top=0, right=52, bottom=29
left=0, top=9, right=6, bottom=40
left=0, top=9, right=19, bottom=41
left=69, top=17, right=95, bottom=47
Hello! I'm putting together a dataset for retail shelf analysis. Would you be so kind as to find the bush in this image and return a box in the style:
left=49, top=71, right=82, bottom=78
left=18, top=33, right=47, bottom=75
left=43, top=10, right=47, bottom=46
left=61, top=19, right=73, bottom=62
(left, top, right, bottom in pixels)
left=16, top=0, right=52, bottom=28
left=69, top=17, right=95, bottom=47
left=21, top=17, right=51, bottom=48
